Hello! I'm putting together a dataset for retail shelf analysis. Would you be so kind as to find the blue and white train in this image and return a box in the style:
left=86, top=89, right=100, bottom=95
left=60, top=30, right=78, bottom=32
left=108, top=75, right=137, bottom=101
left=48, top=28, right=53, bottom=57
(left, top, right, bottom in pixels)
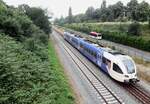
left=64, top=32, right=139, bottom=83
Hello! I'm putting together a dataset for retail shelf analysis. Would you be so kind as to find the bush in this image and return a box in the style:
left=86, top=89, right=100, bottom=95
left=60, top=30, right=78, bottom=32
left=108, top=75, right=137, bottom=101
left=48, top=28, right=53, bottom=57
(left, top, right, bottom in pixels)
left=0, top=1, right=75, bottom=104
left=19, top=5, right=51, bottom=34
left=0, top=34, right=49, bottom=103
left=127, top=21, right=142, bottom=36
left=0, top=33, right=74, bottom=104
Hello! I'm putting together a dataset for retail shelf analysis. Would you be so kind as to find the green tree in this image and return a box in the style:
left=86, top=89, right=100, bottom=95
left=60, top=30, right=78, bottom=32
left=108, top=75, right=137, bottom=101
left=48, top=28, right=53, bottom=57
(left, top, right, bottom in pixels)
left=68, top=7, right=73, bottom=24
left=100, top=0, right=107, bottom=22
left=19, top=5, right=51, bottom=34
left=57, top=16, right=66, bottom=25
left=0, top=0, right=7, bottom=12
left=136, top=1, right=149, bottom=21
left=93, top=8, right=101, bottom=20
left=113, top=1, right=124, bottom=20
left=106, top=5, right=115, bottom=21
left=74, top=14, right=86, bottom=23
left=85, top=7, right=95, bottom=20
left=128, top=21, right=141, bottom=36
left=127, top=0, right=139, bottom=21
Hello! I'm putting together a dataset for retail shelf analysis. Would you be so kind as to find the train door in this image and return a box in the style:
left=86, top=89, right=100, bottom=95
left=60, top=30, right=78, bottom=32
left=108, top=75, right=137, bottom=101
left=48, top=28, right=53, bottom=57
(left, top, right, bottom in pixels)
left=110, top=62, right=124, bottom=82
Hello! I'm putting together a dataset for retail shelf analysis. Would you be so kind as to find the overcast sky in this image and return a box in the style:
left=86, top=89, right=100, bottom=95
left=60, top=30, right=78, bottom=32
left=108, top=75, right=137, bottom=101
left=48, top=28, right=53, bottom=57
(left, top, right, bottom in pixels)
left=3, top=0, right=150, bottom=19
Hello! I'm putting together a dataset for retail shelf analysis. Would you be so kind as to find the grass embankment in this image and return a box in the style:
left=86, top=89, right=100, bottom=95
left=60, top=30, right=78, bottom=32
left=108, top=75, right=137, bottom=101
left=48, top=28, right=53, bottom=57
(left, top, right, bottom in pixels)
left=48, top=40, right=74, bottom=104
left=0, top=34, right=74, bottom=104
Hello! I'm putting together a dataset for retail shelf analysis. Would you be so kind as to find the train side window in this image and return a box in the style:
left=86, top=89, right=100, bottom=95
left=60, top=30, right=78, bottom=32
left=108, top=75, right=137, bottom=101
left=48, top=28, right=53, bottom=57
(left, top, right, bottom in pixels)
left=98, top=54, right=101, bottom=59
left=80, top=43, right=83, bottom=48
left=113, top=63, right=123, bottom=74
left=94, top=52, right=96, bottom=58
left=93, top=52, right=96, bottom=57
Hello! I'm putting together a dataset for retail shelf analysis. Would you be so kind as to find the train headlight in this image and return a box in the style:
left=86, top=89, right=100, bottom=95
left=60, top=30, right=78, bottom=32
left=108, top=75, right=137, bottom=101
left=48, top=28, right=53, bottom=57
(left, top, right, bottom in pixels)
left=124, top=75, right=129, bottom=78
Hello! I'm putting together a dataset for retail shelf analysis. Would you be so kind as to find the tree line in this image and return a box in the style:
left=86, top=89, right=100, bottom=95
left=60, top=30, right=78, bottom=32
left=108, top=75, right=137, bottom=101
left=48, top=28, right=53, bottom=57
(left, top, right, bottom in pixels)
left=0, top=0, right=54, bottom=103
left=55, top=0, right=150, bottom=24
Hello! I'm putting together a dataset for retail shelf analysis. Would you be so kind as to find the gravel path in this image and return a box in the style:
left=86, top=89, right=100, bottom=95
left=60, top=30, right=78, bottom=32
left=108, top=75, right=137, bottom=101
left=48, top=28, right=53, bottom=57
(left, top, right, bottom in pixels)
left=51, top=31, right=101, bottom=104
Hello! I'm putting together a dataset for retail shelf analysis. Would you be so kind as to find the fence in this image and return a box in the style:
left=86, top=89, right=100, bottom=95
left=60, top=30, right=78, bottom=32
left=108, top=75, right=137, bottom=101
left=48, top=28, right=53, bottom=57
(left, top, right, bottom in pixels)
left=98, top=40, right=150, bottom=62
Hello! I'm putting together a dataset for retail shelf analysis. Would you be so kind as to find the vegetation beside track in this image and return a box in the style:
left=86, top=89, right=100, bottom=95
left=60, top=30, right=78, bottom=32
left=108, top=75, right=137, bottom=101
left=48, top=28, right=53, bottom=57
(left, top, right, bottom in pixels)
left=48, top=40, right=75, bottom=104
left=0, top=0, right=74, bottom=103
left=64, top=23, right=150, bottom=52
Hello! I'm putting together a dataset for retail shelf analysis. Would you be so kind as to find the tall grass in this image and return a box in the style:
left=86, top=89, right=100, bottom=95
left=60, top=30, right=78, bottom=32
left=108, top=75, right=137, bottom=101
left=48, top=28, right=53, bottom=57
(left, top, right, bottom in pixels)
left=48, top=40, right=74, bottom=104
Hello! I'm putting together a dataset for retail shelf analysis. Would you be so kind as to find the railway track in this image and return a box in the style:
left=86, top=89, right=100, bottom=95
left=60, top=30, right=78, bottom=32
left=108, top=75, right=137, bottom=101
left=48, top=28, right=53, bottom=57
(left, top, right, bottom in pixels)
left=122, top=84, right=150, bottom=104
left=53, top=27, right=150, bottom=104
left=53, top=29, right=124, bottom=104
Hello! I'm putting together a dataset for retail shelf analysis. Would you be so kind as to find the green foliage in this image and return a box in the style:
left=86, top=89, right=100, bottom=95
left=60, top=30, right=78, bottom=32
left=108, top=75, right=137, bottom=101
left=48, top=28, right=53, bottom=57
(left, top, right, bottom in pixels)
left=85, top=7, right=95, bottom=20
left=136, top=1, right=149, bottom=21
left=149, top=18, right=150, bottom=28
left=0, top=7, right=37, bottom=40
left=0, top=34, right=74, bottom=104
left=127, top=0, right=139, bottom=20
left=0, top=3, right=50, bottom=44
left=127, top=21, right=141, bottom=36
left=56, top=0, right=150, bottom=23
left=0, top=0, right=7, bottom=12
left=0, top=1, right=74, bottom=104
left=68, top=7, right=73, bottom=24
left=19, top=5, right=51, bottom=34
left=102, top=31, right=150, bottom=52
left=0, top=34, right=48, bottom=103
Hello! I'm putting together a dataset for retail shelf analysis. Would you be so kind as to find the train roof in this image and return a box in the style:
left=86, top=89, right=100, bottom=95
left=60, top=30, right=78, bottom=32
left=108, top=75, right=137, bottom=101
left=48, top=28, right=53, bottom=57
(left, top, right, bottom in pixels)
left=102, top=47, right=125, bottom=55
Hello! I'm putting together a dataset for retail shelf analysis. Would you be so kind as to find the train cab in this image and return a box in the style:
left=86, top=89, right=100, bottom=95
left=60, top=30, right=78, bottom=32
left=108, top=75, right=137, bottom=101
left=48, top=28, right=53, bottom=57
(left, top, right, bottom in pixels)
left=102, top=49, right=139, bottom=83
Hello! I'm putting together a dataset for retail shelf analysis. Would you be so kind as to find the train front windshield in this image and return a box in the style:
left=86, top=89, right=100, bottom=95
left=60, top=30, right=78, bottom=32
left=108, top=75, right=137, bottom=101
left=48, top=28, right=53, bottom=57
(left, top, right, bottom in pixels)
left=122, top=59, right=135, bottom=74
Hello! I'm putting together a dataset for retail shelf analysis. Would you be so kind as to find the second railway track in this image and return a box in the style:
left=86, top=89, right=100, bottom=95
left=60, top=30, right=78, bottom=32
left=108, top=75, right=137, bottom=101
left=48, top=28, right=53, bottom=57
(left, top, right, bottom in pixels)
left=122, top=84, right=150, bottom=104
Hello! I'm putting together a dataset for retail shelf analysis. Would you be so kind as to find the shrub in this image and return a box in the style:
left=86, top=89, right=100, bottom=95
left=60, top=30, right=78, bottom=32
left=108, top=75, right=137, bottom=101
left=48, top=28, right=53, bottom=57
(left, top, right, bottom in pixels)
left=19, top=5, right=51, bottom=34
left=0, top=34, right=49, bottom=103
left=127, top=21, right=142, bottom=36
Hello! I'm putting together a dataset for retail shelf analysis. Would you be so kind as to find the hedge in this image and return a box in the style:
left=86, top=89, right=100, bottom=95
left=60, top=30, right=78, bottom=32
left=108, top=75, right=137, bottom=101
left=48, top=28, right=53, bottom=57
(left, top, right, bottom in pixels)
left=64, top=24, right=150, bottom=52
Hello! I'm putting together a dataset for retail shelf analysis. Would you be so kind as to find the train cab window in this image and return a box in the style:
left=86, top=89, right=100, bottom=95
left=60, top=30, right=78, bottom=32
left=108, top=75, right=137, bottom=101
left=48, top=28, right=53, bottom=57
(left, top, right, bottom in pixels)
left=113, top=63, right=123, bottom=74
